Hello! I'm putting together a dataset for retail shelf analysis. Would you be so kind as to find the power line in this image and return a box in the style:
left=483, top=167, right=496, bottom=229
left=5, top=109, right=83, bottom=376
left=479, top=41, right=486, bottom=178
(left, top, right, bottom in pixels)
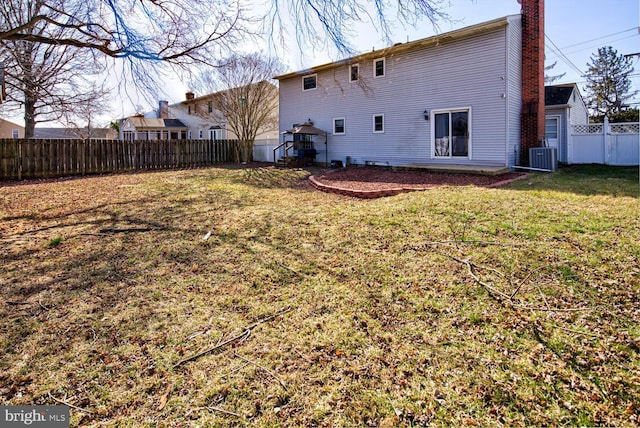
left=555, top=34, right=640, bottom=58
left=545, top=34, right=584, bottom=77
left=559, top=27, right=637, bottom=50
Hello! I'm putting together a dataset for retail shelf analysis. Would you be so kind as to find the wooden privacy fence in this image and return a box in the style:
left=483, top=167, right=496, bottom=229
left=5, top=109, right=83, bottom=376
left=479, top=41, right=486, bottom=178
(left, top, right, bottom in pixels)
left=0, top=138, right=240, bottom=180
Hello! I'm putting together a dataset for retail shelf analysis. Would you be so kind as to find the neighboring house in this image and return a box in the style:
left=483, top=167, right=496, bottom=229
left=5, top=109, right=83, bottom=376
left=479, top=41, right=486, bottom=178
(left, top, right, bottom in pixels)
left=276, top=0, right=547, bottom=168
left=545, top=83, right=589, bottom=163
left=171, top=88, right=279, bottom=143
left=120, top=101, right=188, bottom=141
left=33, top=127, right=118, bottom=139
left=0, top=118, right=24, bottom=138
left=172, top=92, right=229, bottom=141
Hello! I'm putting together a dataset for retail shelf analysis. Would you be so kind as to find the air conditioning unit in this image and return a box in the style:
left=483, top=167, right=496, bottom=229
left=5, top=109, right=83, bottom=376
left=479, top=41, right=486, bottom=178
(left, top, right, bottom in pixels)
left=529, top=147, right=558, bottom=171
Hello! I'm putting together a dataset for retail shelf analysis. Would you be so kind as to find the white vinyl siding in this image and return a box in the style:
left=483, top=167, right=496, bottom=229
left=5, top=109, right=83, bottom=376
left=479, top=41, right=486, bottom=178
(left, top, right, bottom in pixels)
left=278, top=15, right=520, bottom=167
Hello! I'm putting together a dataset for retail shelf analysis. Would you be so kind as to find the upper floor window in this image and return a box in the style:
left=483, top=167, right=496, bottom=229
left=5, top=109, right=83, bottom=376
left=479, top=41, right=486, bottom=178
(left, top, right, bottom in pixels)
left=188, top=105, right=192, bottom=115
left=11, top=129, right=19, bottom=138
left=303, top=74, right=317, bottom=91
left=333, top=118, right=345, bottom=135
left=350, top=64, right=359, bottom=82
left=208, top=101, right=213, bottom=113
left=374, top=58, right=385, bottom=78
left=373, top=114, right=384, bottom=133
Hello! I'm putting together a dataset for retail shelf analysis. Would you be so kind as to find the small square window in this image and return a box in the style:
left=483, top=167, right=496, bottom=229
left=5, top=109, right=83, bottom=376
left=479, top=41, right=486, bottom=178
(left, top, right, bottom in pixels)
left=374, top=58, right=385, bottom=77
left=350, top=64, right=359, bottom=82
left=11, top=129, right=19, bottom=138
left=373, top=114, right=384, bottom=133
left=333, top=118, right=345, bottom=135
left=303, top=74, right=317, bottom=91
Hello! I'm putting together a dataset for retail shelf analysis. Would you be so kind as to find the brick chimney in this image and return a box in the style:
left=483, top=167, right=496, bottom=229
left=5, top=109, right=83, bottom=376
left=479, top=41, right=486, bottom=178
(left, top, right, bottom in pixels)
left=158, top=100, right=169, bottom=119
left=185, top=92, right=195, bottom=101
left=519, top=0, right=545, bottom=166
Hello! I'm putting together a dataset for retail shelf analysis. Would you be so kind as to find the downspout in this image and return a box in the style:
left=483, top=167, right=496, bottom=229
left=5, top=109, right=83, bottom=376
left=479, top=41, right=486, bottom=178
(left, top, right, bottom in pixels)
left=325, top=133, right=328, bottom=166
left=504, top=18, right=511, bottom=168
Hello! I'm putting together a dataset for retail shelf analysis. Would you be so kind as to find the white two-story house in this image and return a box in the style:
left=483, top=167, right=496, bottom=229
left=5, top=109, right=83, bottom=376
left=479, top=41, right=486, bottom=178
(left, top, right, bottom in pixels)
left=276, top=0, right=548, bottom=169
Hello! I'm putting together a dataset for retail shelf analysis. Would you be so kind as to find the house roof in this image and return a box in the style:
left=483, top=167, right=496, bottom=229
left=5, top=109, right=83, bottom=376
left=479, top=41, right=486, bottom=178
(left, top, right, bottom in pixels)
left=274, top=15, right=517, bottom=80
left=545, top=84, right=575, bottom=106
left=126, top=117, right=187, bottom=129
left=178, top=82, right=278, bottom=105
left=282, top=122, right=328, bottom=135
left=0, top=118, right=23, bottom=129
left=33, top=127, right=115, bottom=139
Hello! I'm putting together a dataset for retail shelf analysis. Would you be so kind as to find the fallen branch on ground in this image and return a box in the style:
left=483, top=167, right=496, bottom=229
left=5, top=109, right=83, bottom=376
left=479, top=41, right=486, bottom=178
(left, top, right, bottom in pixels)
left=48, top=391, right=93, bottom=414
left=204, top=406, right=244, bottom=418
left=99, top=227, right=164, bottom=233
left=173, top=307, right=293, bottom=368
left=234, top=352, right=288, bottom=391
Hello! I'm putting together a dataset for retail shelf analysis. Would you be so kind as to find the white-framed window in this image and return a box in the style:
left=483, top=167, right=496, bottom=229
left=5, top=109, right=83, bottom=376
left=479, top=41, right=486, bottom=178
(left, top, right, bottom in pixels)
left=432, top=107, right=471, bottom=158
left=188, top=130, right=192, bottom=139
left=302, top=74, right=317, bottom=91
left=333, top=117, right=345, bottom=135
left=11, top=129, right=19, bottom=138
left=372, top=114, right=384, bottom=133
left=198, top=129, right=203, bottom=139
left=210, top=126, right=224, bottom=140
left=349, top=64, right=359, bottom=82
left=208, top=101, right=213, bottom=113
left=373, top=58, right=385, bottom=78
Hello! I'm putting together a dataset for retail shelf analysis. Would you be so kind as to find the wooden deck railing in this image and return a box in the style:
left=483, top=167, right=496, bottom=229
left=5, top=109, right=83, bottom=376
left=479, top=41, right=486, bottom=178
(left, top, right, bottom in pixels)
left=0, top=138, right=239, bottom=180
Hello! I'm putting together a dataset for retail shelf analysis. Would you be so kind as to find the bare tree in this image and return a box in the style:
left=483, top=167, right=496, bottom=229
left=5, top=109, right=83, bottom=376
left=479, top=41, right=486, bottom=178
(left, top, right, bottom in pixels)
left=60, top=83, right=113, bottom=140
left=1, top=0, right=449, bottom=125
left=268, top=0, right=450, bottom=55
left=2, top=0, right=448, bottom=64
left=192, top=54, right=283, bottom=162
left=0, top=0, right=111, bottom=138
left=0, top=0, right=248, bottom=65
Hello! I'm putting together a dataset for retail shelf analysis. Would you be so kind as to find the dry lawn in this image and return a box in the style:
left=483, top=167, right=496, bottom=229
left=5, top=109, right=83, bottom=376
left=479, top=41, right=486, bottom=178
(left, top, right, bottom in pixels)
left=0, top=165, right=638, bottom=427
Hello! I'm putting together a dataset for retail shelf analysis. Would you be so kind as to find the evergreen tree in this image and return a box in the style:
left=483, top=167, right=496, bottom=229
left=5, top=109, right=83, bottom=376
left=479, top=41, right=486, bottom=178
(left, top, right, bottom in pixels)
left=584, top=46, right=638, bottom=117
left=545, top=59, right=565, bottom=84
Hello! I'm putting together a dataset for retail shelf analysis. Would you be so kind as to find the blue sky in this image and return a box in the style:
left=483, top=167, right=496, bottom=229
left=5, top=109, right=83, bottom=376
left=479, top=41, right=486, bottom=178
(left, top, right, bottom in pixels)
left=156, top=0, right=640, bottom=114
left=3, top=0, right=639, bottom=124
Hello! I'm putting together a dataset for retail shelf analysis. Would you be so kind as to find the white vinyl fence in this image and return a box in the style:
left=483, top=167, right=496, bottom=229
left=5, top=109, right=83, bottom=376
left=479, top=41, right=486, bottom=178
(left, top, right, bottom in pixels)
left=252, top=139, right=279, bottom=162
left=569, top=119, right=639, bottom=166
